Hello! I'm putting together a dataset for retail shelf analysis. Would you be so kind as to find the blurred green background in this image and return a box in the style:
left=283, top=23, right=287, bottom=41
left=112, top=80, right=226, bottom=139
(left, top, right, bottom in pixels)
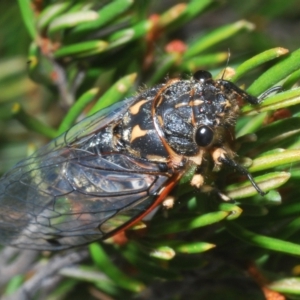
left=1, top=1, right=300, bottom=299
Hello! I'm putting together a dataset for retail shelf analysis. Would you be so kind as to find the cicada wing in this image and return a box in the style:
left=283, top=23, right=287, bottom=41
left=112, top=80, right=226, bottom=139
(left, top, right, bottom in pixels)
left=31, top=96, right=136, bottom=159
left=0, top=96, right=169, bottom=250
left=0, top=144, right=168, bottom=250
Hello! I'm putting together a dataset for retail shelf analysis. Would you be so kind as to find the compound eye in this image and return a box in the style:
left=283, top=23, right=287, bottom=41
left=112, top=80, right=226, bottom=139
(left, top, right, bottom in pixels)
left=195, top=126, right=214, bottom=147
left=193, top=70, right=212, bottom=82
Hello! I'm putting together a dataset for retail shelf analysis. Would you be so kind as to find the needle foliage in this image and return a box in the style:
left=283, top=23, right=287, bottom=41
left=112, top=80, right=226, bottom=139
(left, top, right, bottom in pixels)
left=1, top=1, right=300, bottom=299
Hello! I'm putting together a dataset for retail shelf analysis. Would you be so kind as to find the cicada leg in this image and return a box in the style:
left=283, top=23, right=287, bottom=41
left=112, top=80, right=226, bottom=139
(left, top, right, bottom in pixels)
left=221, top=80, right=282, bottom=105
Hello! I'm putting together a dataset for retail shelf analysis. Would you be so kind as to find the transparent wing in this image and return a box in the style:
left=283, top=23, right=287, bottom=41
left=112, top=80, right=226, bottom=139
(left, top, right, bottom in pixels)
left=0, top=99, right=169, bottom=250
left=35, top=96, right=135, bottom=156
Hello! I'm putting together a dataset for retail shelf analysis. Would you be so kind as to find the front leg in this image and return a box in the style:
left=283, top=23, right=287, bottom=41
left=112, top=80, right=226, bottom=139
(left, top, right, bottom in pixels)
left=220, top=80, right=282, bottom=105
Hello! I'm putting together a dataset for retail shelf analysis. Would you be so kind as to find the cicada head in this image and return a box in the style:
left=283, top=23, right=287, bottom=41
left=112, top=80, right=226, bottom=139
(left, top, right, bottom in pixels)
left=153, top=70, right=240, bottom=159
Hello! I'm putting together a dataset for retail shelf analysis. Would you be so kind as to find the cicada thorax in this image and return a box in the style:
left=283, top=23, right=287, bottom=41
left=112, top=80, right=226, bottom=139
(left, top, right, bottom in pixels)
left=116, top=85, right=169, bottom=161
left=118, top=73, right=241, bottom=169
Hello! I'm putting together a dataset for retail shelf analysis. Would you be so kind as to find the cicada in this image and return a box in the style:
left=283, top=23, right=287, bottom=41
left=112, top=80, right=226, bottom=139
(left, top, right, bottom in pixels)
left=0, top=71, right=280, bottom=250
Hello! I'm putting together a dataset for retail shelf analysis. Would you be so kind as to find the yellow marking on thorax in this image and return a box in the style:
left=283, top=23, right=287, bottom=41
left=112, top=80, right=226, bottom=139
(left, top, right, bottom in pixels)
left=129, top=99, right=148, bottom=115
left=146, top=154, right=168, bottom=162
left=189, top=99, right=204, bottom=106
left=157, top=115, right=164, bottom=126
left=175, top=99, right=203, bottom=109
left=130, top=125, right=148, bottom=142
left=175, top=102, right=188, bottom=108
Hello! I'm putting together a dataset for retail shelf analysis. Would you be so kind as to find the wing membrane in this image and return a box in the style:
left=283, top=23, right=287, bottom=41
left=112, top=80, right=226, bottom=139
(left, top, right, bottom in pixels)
left=0, top=99, right=169, bottom=250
